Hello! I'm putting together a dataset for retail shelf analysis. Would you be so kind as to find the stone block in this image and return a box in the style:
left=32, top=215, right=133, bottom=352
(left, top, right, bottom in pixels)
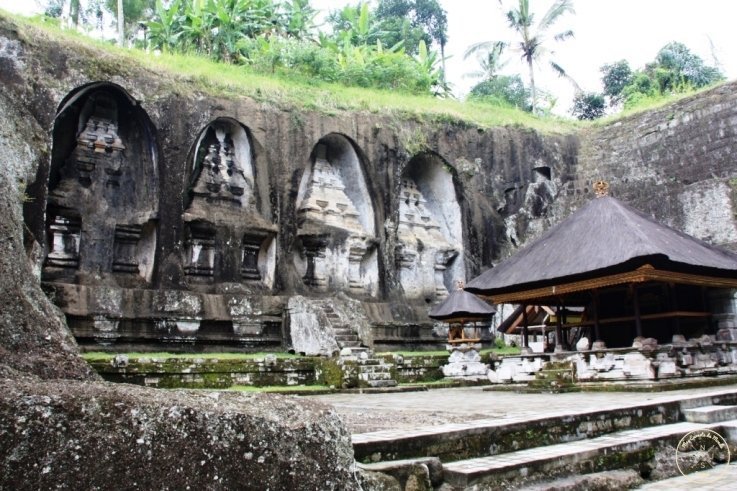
left=622, top=352, right=655, bottom=379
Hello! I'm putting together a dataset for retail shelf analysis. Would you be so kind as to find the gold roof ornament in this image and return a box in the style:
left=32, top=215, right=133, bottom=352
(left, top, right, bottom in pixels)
left=593, top=180, right=609, bottom=198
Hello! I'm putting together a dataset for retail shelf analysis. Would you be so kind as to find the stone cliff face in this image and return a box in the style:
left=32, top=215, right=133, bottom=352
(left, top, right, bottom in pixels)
left=572, top=83, right=737, bottom=251
left=2, top=16, right=580, bottom=351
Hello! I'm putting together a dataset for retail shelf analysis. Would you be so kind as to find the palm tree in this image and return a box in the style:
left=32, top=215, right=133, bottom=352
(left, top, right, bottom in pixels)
left=466, top=0, right=575, bottom=113
left=463, top=40, right=506, bottom=80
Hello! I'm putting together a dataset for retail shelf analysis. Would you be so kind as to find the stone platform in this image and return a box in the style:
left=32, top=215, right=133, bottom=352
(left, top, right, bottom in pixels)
left=310, top=385, right=737, bottom=489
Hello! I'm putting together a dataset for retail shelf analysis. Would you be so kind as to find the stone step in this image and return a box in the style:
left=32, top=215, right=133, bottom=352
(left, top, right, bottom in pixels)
left=359, top=371, right=393, bottom=381
left=339, top=347, right=370, bottom=357
left=442, top=421, right=713, bottom=489
left=367, top=379, right=398, bottom=388
left=683, top=405, right=737, bottom=423
left=335, top=334, right=360, bottom=342
left=339, top=341, right=361, bottom=348
left=352, top=398, right=693, bottom=464
left=359, top=362, right=393, bottom=371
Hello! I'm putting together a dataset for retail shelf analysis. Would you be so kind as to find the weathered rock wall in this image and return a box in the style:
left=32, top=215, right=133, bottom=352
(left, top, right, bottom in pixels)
left=3, top=24, right=577, bottom=294
left=0, top=18, right=356, bottom=489
left=573, top=82, right=737, bottom=251
left=2, top=15, right=579, bottom=350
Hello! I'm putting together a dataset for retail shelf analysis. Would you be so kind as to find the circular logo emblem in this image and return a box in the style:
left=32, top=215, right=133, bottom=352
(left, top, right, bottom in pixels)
left=676, top=429, right=731, bottom=478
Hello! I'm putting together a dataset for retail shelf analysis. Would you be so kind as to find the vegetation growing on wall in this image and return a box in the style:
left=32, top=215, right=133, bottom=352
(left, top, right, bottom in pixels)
left=579, top=42, right=725, bottom=120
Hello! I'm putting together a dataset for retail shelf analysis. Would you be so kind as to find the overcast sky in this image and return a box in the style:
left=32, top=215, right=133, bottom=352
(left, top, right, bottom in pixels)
left=3, top=0, right=735, bottom=114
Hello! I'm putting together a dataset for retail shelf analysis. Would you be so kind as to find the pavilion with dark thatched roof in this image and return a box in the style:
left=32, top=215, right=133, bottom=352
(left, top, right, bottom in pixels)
left=429, top=284, right=496, bottom=343
left=466, top=183, right=737, bottom=350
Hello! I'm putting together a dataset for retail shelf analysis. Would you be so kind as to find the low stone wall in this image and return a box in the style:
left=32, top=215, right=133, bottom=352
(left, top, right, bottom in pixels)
left=88, top=355, right=319, bottom=388
left=489, top=337, right=737, bottom=384
left=88, top=353, right=450, bottom=389
left=381, top=354, right=448, bottom=383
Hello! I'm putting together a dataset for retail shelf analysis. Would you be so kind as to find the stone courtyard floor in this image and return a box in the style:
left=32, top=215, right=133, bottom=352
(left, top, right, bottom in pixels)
left=309, top=385, right=737, bottom=434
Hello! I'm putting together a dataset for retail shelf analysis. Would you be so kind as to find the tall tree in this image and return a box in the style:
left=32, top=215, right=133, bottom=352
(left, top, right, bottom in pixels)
left=117, top=0, right=125, bottom=45
left=600, top=60, right=632, bottom=106
left=467, top=0, right=574, bottom=113
left=463, top=40, right=506, bottom=80
left=374, top=0, right=447, bottom=67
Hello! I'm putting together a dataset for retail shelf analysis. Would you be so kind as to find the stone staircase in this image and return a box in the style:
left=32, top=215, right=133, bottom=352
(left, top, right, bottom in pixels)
left=355, top=391, right=737, bottom=489
left=526, top=360, right=577, bottom=393
left=339, top=347, right=397, bottom=388
left=320, top=304, right=361, bottom=348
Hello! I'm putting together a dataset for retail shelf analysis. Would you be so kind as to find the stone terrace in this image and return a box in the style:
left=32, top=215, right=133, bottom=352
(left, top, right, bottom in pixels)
left=309, top=385, right=737, bottom=489
left=311, top=385, right=737, bottom=433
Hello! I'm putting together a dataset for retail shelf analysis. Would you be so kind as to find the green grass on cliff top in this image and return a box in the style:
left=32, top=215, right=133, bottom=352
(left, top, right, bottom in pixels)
left=5, top=11, right=579, bottom=134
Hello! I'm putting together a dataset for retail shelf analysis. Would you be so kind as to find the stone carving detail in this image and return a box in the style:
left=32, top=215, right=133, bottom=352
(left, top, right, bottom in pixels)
left=297, top=145, right=365, bottom=234
left=183, top=119, right=276, bottom=289
left=44, top=89, right=159, bottom=286
left=66, top=96, right=125, bottom=188
left=241, top=234, right=263, bottom=281
left=396, top=179, right=458, bottom=300
left=296, top=143, right=375, bottom=294
left=184, top=225, right=216, bottom=277
left=46, top=215, right=81, bottom=269
left=301, top=236, right=329, bottom=289
left=112, top=224, right=142, bottom=274
left=190, top=130, right=251, bottom=207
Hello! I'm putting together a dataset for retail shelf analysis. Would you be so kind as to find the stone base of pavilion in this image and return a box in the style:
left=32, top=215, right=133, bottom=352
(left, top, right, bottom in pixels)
left=441, top=342, right=489, bottom=379
left=488, top=331, right=737, bottom=385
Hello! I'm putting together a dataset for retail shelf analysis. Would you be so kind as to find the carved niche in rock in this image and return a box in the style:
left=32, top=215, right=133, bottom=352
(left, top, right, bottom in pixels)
left=396, top=153, right=465, bottom=302
left=183, top=118, right=277, bottom=289
left=42, top=86, right=159, bottom=285
left=294, top=137, right=378, bottom=296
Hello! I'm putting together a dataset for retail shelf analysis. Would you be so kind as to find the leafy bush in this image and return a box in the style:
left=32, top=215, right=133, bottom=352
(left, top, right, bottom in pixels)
left=603, top=41, right=725, bottom=111
left=571, top=91, right=606, bottom=120
left=147, top=0, right=445, bottom=95
left=467, top=75, right=531, bottom=111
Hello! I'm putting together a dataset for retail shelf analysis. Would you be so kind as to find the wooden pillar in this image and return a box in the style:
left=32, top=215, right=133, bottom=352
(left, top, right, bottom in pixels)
left=669, top=283, right=681, bottom=335
left=592, top=290, right=601, bottom=341
left=521, top=304, right=530, bottom=349
left=633, top=284, right=643, bottom=338
left=702, top=286, right=713, bottom=333
left=555, top=303, right=564, bottom=350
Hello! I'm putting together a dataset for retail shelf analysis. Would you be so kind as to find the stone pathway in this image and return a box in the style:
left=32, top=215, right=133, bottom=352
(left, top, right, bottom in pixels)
left=310, top=385, right=737, bottom=433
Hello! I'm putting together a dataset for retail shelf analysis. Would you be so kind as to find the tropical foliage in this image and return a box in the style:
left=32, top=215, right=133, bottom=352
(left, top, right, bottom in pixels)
left=467, top=75, right=531, bottom=111
left=570, top=91, right=604, bottom=120
left=142, top=0, right=447, bottom=95
left=465, top=0, right=575, bottom=114
left=600, top=42, right=724, bottom=112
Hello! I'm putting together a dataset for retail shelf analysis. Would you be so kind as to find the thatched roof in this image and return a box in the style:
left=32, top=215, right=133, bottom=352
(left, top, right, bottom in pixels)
left=466, top=196, right=737, bottom=297
left=428, top=288, right=496, bottom=321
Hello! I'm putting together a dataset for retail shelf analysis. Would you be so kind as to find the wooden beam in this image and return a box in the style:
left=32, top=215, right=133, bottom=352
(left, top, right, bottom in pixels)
left=489, top=265, right=737, bottom=304
left=522, top=304, right=529, bottom=349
